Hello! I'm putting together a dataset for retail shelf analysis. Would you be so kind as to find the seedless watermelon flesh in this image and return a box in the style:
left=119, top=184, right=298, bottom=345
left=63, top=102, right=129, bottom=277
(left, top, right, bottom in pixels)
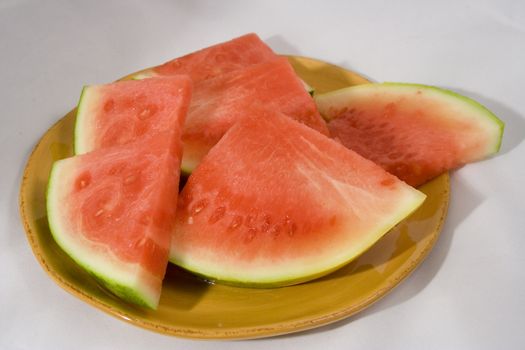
left=134, top=33, right=277, bottom=80
left=170, top=112, right=426, bottom=286
left=181, top=57, right=329, bottom=172
left=75, top=76, right=192, bottom=155
left=47, top=135, right=181, bottom=309
left=315, top=83, right=504, bottom=187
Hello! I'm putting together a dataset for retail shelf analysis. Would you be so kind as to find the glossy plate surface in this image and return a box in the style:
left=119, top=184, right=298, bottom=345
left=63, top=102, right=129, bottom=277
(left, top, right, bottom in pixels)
left=19, top=56, right=449, bottom=339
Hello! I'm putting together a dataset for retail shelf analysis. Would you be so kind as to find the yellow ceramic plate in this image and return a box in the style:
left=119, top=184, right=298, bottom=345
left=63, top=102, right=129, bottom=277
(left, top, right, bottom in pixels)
left=19, top=56, right=449, bottom=339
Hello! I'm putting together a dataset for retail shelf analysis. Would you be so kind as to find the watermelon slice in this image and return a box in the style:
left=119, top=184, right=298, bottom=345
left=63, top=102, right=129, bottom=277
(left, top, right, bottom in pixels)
left=47, top=134, right=182, bottom=309
left=315, top=83, right=504, bottom=187
left=170, top=112, right=426, bottom=287
left=75, top=76, right=192, bottom=155
left=135, top=33, right=277, bottom=80
left=181, top=57, right=329, bottom=172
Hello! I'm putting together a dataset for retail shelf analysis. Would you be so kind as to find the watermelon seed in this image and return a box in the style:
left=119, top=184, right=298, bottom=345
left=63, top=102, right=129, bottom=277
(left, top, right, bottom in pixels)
left=270, top=224, right=281, bottom=237
left=260, top=215, right=271, bottom=233
left=284, top=216, right=297, bottom=237
left=124, top=175, right=137, bottom=184
left=287, top=224, right=297, bottom=237
left=138, top=104, right=158, bottom=120
left=187, top=216, right=194, bottom=225
left=245, top=214, right=256, bottom=228
left=94, top=209, right=104, bottom=217
left=380, top=178, right=396, bottom=187
left=228, top=215, right=243, bottom=230
left=74, top=172, right=91, bottom=191
left=191, top=199, right=208, bottom=215
left=208, top=206, right=226, bottom=224
left=103, top=99, right=114, bottom=112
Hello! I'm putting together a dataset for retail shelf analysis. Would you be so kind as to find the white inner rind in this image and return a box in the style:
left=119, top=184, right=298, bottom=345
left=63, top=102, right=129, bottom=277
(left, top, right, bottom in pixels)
left=314, top=83, right=504, bottom=155
left=74, top=86, right=103, bottom=155
left=47, top=158, right=160, bottom=308
left=171, top=179, right=426, bottom=286
left=130, top=71, right=158, bottom=80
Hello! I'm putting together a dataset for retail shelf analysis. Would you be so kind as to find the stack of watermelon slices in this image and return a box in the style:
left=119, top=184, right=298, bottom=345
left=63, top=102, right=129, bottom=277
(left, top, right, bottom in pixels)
left=46, top=33, right=504, bottom=309
left=48, top=76, right=193, bottom=309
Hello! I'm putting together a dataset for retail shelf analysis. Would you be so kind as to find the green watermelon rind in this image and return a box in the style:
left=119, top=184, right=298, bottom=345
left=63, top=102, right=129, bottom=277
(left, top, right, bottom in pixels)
left=315, top=82, right=505, bottom=154
left=46, top=159, right=159, bottom=309
left=170, top=184, right=426, bottom=288
left=300, top=79, right=315, bottom=96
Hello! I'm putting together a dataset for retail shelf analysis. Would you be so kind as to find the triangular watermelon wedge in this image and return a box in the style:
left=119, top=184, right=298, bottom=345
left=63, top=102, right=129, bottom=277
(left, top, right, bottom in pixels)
left=181, top=57, right=329, bottom=172
left=135, top=33, right=277, bottom=80
left=48, top=76, right=190, bottom=309
left=315, top=83, right=504, bottom=187
left=170, top=111, right=426, bottom=287
left=47, top=133, right=182, bottom=309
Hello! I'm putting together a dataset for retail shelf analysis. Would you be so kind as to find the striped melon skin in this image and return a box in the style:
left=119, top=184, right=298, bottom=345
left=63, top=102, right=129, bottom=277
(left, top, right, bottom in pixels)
left=170, top=112, right=426, bottom=287
left=47, top=136, right=180, bottom=309
left=315, top=83, right=504, bottom=187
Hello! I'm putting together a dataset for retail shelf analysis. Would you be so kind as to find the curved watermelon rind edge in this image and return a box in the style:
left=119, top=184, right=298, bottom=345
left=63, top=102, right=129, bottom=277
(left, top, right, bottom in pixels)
left=73, top=86, right=89, bottom=156
left=169, top=188, right=427, bottom=288
left=315, top=82, right=505, bottom=154
left=46, top=159, right=159, bottom=310
left=382, top=82, right=505, bottom=153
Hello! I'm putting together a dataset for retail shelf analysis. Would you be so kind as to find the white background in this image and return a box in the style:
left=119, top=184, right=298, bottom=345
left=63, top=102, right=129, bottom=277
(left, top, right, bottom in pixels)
left=1, top=0, right=524, bottom=349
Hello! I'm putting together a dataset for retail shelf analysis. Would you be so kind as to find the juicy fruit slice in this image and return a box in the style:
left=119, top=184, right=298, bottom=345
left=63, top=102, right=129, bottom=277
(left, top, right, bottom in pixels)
left=170, top=112, right=426, bottom=286
left=47, top=135, right=181, bottom=309
left=75, top=76, right=192, bottom=155
left=136, top=33, right=277, bottom=80
left=315, top=83, right=504, bottom=187
left=181, top=57, right=329, bottom=172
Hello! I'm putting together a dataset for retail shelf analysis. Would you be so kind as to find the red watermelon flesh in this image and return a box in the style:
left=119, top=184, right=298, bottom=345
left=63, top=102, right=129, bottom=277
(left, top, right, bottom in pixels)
left=170, top=112, right=425, bottom=286
left=47, top=134, right=182, bottom=309
left=316, top=83, right=504, bottom=187
left=181, top=57, right=329, bottom=172
left=75, top=75, right=192, bottom=155
left=136, top=33, right=277, bottom=80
